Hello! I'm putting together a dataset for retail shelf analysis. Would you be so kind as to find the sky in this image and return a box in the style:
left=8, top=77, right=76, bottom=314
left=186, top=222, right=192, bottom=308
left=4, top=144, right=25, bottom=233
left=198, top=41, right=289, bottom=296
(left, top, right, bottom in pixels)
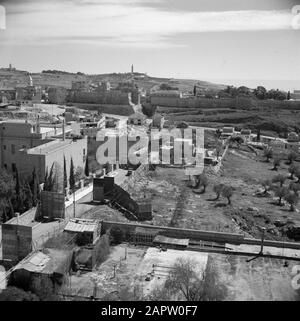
left=0, top=0, right=299, bottom=90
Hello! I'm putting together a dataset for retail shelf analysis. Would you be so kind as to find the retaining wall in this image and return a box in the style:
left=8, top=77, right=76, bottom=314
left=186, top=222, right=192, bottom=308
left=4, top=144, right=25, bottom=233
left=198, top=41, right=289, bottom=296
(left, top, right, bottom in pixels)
left=101, top=221, right=245, bottom=244
left=101, top=221, right=300, bottom=250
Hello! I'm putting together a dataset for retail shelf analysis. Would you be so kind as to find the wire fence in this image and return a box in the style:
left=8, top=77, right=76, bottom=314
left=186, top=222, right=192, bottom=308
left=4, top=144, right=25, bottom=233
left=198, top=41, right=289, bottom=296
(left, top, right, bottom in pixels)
left=32, top=220, right=68, bottom=251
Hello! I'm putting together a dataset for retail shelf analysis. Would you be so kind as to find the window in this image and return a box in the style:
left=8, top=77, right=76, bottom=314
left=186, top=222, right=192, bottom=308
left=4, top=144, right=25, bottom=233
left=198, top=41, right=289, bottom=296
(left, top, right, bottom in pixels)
left=11, top=144, right=15, bottom=154
left=4, top=164, right=7, bottom=170
left=83, top=148, right=86, bottom=156
left=3, top=145, right=6, bottom=150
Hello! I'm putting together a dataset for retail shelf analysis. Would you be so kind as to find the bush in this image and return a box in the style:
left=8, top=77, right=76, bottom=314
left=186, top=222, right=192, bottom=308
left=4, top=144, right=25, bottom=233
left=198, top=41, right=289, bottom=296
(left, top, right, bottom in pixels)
left=0, top=286, right=39, bottom=301
left=274, top=186, right=288, bottom=205
left=109, top=226, right=125, bottom=244
left=272, top=174, right=286, bottom=187
left=284, top=192, right=299, bottom=211
left=222, top=186, right=234, bottom=205
left=213, top=184, right=224, bottom=200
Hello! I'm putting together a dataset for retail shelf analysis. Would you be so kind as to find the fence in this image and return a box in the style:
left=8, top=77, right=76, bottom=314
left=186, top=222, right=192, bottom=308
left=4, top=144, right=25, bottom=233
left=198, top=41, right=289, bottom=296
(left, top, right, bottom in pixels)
left=32, top=220, right=68, bottom=250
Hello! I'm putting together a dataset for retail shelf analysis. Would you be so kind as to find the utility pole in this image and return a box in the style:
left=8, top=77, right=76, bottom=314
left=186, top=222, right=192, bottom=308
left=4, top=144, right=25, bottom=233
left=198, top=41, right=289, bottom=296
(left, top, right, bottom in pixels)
left=260, top=227, right=266, bottom=254
left=73, top=189, right=76, bottom=218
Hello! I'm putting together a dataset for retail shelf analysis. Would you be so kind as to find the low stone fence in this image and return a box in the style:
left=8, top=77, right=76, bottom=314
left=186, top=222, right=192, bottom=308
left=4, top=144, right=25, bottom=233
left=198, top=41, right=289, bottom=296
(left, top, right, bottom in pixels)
left=101, top=221, right=244, bottom=245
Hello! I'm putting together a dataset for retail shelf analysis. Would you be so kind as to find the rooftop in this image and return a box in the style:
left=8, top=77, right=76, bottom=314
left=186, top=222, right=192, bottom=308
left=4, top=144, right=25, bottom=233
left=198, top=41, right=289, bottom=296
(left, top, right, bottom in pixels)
left=12, top=248, right=72, bottom=275
left=27, top=138, right=83, bottom=155
left=64, top=218, right=99, bottom=234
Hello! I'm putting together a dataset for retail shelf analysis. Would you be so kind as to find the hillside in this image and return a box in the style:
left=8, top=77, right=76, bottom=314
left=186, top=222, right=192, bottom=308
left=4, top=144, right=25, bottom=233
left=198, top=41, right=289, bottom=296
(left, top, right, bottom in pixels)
left=0, top=68, right=226, bottom=92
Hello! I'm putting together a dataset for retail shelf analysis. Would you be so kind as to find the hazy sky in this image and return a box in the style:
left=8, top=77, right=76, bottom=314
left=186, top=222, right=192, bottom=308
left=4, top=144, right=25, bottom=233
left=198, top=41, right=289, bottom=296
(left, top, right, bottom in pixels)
left=0, top=0, right=299, bottom=90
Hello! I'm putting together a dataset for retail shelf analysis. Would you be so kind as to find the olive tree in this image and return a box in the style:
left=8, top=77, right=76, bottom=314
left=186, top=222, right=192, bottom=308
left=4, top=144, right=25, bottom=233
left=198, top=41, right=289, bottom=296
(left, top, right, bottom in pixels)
left=222, top=186, right=234, bottom=205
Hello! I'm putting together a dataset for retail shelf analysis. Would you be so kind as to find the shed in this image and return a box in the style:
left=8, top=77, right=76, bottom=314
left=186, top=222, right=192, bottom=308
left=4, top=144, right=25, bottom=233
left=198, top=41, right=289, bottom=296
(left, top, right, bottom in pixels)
left=153, top=235, right=189, bottom=249
left=131, top=227, right=160, bottom=245
left=10, top=248, right=73, bottom=294
left=64, top=218, right=100, bottom=245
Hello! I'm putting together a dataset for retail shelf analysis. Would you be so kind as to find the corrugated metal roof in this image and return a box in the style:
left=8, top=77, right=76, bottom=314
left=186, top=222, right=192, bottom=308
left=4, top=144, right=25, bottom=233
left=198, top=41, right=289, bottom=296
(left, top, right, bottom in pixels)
left=153, top=235, right=189, bottom=247
left=13, top=252, right=51, bottom=273
left=64, top=219, right=98, bottom=233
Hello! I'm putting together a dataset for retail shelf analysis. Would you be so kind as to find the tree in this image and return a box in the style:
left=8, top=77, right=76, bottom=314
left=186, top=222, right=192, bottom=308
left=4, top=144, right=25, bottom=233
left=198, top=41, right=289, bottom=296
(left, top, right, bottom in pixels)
left=263, top=147, right=273, bottom=162
left=156, top=258, right=227, bottom=301
left=274, top=186, right=288, bottom=206
left=52, top=162, right=63, bottom=193
left=23, top=182, right=33, bottom=210
left=284, top=191, right=299, bottom=211
left=287, top=151, right=297, bottom=165
left=47, top=163, right=55, bottom=192
left=0, top=286, right=39, bottom=301
left=261, top=179, right=271, bottom=194
left=272, top=157, right=281, bottom=171
left=84, top=157, right=90, bottom=177
left=90, top=159, right=101, bottom=174
left=254, top=86, right=267, bottom=100
left=288, top=164, right=299, bottom=180
left=30, top=167, right=40, bottom=207
left=176, top=121, right=189, bottom=129
left=14, top=167, right=25, bottom=213
left=109, top=226, right=125, bottom=244
left=257, top=129, right=261, bottom=142
left=287, top=91, right=291, bottom=100
left=0, top=169, right=15, bottom=201
left=75, top=166, right=84, bottom=182
left=44, top=164, right=55, bottom=192
left=15, top=166, right=20, bottom=196
left=229, top=136, right=244, bottom=149
left=63, top=155, right=68, bottom=192
left=213, top=184, right=224, bottom=200
left=222, top=186, right=234, bottom=205
left=69, top=158, right=75, bottom=191
left=295, top=166, right=300, bottom=183
left=44, top=168, right=49, bottom=191
left=272, top=174, right=286, bottom=187
left=289, top=181, right=300, bottom=196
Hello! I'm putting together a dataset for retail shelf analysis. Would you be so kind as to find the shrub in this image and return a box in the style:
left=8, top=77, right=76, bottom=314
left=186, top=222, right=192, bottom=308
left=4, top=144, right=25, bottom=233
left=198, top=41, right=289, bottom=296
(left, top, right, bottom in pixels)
left=288, top=164, right=299, bottom=180
left=263, top=147, right=273, bottom=162
left=272, top=174, right=286, bottom=187
left=274, top=186, right=288, bottom=205
left=261, top=179, right=271, bottom=194
left=287, top=151, right=297, bottom=165
left=284, top=192, right=299, bottom=211
left=109, top=226, right=125, bottom=244
left=199, top=173, right=209, bottom=193
left=289, top=181, right=300, bottom=195
left=0, top=286, right=39, bottom=301
left=221, top=186, right=234, bottom=205
left=213, top=184, right=224, bottom=200
left=272, top=157, right=281, bottom=171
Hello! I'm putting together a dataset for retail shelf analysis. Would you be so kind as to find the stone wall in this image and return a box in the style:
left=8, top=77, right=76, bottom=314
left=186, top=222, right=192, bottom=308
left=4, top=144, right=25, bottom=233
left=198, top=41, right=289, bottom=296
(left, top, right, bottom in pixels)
left=151, top=96, right=300, bottom=110
left=70, top=103, right=134, bottom=116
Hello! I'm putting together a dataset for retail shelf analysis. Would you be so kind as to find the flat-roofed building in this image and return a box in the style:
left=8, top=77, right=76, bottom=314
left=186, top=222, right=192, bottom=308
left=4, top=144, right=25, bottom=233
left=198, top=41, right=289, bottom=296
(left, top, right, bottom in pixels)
left=0, top=119, right=52, bottom=172
left=18, top=136, right=87, bottom=181
left=0, top=119, right=73, bottom=174
left=291, top=90, right=300, bottom=100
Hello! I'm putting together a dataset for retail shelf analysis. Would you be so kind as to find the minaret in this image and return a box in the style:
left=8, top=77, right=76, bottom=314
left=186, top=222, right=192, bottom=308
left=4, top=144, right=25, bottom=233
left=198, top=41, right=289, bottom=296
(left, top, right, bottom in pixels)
left=131, top=64, right=134, bottom=74
left=28, top=74, right=33, bottom=86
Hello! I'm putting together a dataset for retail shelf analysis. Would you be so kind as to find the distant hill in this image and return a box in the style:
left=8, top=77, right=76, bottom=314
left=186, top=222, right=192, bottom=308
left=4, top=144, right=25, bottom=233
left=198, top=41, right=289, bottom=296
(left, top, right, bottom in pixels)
left=0, top=68, right=226, bottom=92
